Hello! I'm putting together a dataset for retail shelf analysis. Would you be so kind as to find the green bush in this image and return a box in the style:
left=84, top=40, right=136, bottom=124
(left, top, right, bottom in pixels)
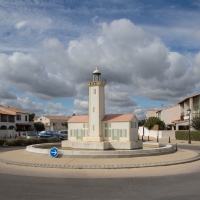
left=1, top=138, right=61, bottom=146
left=0, top=139, right=6, bottom=146
left=175, top=131, right=200, bottom=141
left=144, top=117, right=165, bottom=130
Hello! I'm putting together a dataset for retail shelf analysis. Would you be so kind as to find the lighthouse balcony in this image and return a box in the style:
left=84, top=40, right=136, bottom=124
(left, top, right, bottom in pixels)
left=87, top=77, right=107, bottom=84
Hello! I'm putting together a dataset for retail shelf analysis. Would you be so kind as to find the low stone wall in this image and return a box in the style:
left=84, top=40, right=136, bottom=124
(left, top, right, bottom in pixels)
left=25, top=142, right=175, bottom=158
left=138, top=127, right=176, bottom=139
left=0, top=130, right=16, bottom=138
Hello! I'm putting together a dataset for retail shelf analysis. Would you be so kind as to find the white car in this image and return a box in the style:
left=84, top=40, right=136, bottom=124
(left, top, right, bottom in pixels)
left=58, top=130, right=68, bottom=139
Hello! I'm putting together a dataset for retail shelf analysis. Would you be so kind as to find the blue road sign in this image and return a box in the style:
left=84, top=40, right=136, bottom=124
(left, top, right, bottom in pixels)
left=50, top=147, right=59, bottom=158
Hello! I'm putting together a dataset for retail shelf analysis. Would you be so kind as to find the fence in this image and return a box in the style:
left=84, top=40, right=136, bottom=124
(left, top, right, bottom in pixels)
left=138, top=126, right=176, bottom=139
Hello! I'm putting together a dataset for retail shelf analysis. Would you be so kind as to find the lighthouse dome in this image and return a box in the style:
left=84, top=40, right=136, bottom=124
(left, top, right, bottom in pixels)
left=93, top=67, right=100, bottom=74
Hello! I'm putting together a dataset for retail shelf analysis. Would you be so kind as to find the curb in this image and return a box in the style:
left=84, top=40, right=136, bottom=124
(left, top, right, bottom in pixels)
left=0, top=153, right=200, bottom=169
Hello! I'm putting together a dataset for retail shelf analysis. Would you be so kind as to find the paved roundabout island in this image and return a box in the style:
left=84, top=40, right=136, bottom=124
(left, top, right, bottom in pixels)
left=0, top=142, right=199, bottom=170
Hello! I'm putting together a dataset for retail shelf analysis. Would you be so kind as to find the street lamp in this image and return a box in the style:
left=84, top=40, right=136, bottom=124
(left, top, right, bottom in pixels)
left=187, top=108, right=191, bottom=144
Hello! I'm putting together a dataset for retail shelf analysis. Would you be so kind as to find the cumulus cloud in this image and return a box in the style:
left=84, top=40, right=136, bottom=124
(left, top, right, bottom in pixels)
left=0, top=18, right=200, bottom=118
left=73, top=99, right=88, bottom=115
left=0, top=85, right=17, bottom=100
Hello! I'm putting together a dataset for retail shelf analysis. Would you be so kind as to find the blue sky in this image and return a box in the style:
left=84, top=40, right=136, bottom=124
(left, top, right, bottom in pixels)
left=0, top=0, right=200, bottom=119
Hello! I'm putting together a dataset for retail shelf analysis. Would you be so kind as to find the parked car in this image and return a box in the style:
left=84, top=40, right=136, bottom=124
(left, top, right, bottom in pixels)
left=58, top=130, right=68, bottom=139
left=20, top=131, right=38, bottom=139
left=38, top=131, right=64, bottom=140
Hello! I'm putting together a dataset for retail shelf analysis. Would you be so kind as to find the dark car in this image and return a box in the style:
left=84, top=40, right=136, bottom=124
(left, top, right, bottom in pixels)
left=38, top=131, right=64, bottom=140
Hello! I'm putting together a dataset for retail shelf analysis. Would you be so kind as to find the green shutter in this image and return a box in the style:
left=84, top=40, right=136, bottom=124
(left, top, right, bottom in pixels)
left=70, top=130, right=72, bottom=137
left=125, top=129, right=127, bottom=137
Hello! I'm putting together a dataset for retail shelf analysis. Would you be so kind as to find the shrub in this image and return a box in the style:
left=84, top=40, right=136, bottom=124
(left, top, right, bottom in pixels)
left=3, top=138, right=61, bottom=146
left=191, top=116, right=200, bottom=130
left=175, top=130, right=200, bottom=141
left=0, top=139, right=6, bottom=146
left=144, top=117, right=165, bottom=130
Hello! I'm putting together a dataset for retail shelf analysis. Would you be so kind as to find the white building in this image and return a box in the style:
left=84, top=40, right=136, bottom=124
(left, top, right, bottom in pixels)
left=0, top=105, right=31, bottom=137
left=64, top=68, right=142, bottom=150
left=34, top=116, right=71, bottom=131
left=146, top=93, right=200, bottom=130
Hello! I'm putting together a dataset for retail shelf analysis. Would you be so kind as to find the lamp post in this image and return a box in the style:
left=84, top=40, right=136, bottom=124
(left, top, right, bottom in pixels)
left=187, top=108, right=191, bottom=144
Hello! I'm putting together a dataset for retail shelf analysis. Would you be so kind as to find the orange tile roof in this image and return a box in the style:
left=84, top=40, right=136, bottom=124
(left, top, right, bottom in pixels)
left=0, top=106, right=27, bottom=114
left=102, top=114, right=136, bottom=122
left=0, top=110, right=15, bottom=115
left=44, top=116, right=71, bottom=121
left=68, top=115, right=89, bottom=123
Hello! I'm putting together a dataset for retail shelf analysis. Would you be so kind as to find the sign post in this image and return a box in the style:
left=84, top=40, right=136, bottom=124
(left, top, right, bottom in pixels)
left=50, top=147, right=59, bottom=158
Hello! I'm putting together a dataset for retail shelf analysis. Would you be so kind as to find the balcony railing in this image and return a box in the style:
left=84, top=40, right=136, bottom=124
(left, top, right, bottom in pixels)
left=87, top=77, right=107, bottom=84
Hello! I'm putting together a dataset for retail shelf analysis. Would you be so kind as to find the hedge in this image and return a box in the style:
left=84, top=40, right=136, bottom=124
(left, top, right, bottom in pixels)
left=175, top=131, right=200, bottom=141
left=0, top=138, right=61, bottom=147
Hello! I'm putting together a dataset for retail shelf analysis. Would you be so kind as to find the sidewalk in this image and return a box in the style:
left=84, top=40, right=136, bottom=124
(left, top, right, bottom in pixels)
left=0, top=138, right=200, bottom=169
left=141, top=136, right=200, bottom=145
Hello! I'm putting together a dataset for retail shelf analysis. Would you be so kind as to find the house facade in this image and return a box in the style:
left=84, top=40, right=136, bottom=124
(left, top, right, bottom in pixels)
left=146, top=93, right=200, bottom=130
left=34, top=116, right=71, bottom=131
left=68, top=114, right=138, bottom=142
left=0, top=105, right=31, bottom=137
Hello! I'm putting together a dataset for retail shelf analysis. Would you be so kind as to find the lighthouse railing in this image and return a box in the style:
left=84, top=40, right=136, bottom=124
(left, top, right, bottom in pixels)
left=87, top=77, right=107, bottom=84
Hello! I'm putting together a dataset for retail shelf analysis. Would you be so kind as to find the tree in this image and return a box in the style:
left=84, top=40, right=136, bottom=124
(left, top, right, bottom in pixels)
left=34, top=122, right=45, bottom=131
left=29, top=113, right=35, bottom=121
left=144, top=117, right=165, bottom=130
left=62, top=122, right=68, bottom=129
left=138, top=119, right=146, bottom=126
left=191, top=116, right=200, bottom=130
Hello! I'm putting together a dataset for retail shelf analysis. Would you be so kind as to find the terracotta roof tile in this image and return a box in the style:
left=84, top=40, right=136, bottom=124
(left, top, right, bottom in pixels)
left=0, top=110, right=15, bottom=115
left=102, top=114, right=136, bottom=122
left=0, top=106, right=27, bottom=114
left=68, top=115, right=89, bottom=123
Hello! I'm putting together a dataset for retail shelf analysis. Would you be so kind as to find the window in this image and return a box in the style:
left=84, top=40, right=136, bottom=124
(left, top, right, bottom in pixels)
left=1, top=115, right=7, bottom=122
left=105, top=123, right=111, bottom=128
left=120, top=129, right=127, bottom=137
left=70, top=130, right=76, bottom=137
left=131, top=122, right=137, bottom=128
left=93, top=89, right=96, bottom=94
left=25, top=115, right=27, bottom=121
left=83, top=123, right=88, bottom=128
left=16, top=115, right=21, bottom=121
left=105, top=129, right=110, bottom=137
left=93, top=107, right=95, bottom=112
left=8, top=115, right=15, bottom=122
left=93, top=125, right=95, bottom=131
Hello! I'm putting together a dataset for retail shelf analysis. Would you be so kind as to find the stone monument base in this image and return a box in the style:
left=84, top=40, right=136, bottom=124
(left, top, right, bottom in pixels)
left=62, top=140, right=143, bottom=150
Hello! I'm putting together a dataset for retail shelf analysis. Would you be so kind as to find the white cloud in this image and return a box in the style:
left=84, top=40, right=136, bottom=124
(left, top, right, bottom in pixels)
left=73, top=99, right=88, bottom=115
left=15, top=21, right=27, bottom=29
left=47, top=102, right=67, bottom=111
left=0, top=18, right=200, bottom=118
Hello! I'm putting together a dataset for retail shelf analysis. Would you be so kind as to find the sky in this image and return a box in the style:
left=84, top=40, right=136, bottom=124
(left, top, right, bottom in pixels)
left=0, top=0, right=200, bottom=119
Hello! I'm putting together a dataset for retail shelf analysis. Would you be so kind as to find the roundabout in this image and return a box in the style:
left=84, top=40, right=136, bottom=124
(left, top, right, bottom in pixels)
left=0, top=141, right=199, bottom=170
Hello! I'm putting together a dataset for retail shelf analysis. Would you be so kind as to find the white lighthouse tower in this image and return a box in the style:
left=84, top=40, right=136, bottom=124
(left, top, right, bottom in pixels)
left=86, top=67, right=106, bottom=142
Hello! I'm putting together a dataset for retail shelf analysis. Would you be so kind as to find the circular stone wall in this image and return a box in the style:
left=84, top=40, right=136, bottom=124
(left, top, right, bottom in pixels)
left=25, top=142, right=176, bottom=158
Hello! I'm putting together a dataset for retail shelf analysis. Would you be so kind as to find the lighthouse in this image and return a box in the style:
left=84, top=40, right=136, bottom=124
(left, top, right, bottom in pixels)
left=86, top=67, right=106, bottom=142
left=64, top=67, right=142, bottom=150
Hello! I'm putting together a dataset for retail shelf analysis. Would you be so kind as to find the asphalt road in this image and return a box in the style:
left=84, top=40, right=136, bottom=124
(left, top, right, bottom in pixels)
left=0, top=145, right=200, bottom=200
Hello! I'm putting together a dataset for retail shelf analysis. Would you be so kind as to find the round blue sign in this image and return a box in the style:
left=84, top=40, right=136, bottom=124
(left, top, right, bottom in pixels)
left=50, top=147, right=59, bottom=158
